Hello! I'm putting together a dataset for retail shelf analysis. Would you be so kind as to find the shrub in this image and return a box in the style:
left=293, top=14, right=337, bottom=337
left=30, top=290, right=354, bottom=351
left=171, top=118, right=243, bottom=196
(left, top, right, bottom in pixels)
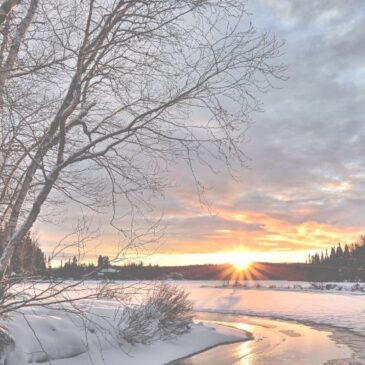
left=116, top=284, right=193, bottom=345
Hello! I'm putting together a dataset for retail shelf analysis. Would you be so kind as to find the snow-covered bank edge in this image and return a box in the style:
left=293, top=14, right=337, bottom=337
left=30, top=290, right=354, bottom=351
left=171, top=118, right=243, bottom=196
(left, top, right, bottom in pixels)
left=162, top=322, right=251, bottom=365
left=164, top=324, right=252, bottom=365
left=201, top=281, right=365, bottom=295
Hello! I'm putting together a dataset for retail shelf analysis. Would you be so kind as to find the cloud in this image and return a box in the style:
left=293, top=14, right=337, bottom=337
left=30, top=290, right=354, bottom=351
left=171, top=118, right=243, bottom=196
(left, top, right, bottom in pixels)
left=39, top=1, right=365, bottom=263
left=154, top=0, right=365, bottom=256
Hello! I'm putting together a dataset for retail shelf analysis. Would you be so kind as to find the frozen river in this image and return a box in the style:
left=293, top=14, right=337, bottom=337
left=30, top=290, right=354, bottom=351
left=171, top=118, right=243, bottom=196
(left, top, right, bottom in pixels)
left=171, top=312, right=365, bottom=365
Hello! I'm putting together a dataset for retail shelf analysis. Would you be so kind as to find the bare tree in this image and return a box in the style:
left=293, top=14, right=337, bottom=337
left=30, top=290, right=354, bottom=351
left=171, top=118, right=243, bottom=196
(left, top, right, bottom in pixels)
left=0, top=0, right=283, bottom=276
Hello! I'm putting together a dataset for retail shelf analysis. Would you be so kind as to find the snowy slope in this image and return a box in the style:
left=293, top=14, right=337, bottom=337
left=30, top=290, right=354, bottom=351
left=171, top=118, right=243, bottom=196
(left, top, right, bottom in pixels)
left=4, top=297, right=247, bottom=365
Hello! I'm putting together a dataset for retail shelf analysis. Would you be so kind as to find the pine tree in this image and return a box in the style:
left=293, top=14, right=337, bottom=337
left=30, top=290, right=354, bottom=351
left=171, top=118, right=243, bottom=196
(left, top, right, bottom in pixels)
left=329, top=247, right=336, bottom=264
left=343, top=244, right=350, bottom=265
left=308, top=235, right=365, bottom=281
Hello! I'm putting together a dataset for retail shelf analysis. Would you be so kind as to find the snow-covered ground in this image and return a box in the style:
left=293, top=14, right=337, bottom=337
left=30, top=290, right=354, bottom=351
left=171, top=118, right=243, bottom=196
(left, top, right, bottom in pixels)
left=4, top=283, right=248, bottom=365
left=3, top=280, right=365, bottom=364
left=6, top=306, right=246, bottom=365
left=179, top=280, right=365, bottom=335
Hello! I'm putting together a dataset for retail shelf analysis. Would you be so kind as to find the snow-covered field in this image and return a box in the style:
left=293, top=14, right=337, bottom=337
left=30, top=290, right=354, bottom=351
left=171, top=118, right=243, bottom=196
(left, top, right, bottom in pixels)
left=180, top=280, right=365, bottom=335
left=3, top=280, right=365, bottom=364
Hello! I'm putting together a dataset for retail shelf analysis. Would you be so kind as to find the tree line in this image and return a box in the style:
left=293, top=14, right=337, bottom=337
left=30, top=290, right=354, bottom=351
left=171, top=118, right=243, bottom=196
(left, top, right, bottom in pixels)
left=4, top=225, right=365, bottom=283
left=307, top=236, right=365, bottom=281
left=50, top=256, right=162, bottom=280
left=49, top=255, right=111, bottom=279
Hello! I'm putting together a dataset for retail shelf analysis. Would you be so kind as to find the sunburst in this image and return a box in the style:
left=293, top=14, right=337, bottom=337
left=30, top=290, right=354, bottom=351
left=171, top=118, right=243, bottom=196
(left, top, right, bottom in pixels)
left=231, top=254, right=251, bottom=271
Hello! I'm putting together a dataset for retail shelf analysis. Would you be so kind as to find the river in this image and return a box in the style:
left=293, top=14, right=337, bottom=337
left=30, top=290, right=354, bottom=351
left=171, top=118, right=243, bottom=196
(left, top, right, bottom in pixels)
left=170, top=312, right=365, bottom=365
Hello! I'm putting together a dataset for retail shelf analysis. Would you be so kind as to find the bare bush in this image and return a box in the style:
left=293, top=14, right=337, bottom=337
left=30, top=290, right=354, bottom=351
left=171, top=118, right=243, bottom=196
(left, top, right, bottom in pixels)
left=117, top=284, right=193, bottom=345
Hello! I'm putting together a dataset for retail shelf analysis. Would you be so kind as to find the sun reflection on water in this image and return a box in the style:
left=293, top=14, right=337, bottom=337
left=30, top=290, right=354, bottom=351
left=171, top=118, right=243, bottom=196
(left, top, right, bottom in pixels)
left=236, top=323, right=254, bottom=365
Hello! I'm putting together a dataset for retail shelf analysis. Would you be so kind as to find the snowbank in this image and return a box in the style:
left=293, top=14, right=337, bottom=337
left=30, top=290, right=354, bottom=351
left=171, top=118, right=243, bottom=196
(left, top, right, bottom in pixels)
left=4, top=301, right=248, bottom=365
left=51, top=322, right=247, bottom=365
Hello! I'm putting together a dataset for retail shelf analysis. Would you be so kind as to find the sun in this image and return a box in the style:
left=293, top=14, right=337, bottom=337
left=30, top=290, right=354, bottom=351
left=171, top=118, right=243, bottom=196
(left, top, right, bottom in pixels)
left=231, top=254, right=251, bottom=271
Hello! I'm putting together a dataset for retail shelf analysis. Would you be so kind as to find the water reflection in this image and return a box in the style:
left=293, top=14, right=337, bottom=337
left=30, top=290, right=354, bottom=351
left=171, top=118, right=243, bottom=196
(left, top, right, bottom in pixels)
left=172, top=313, right=353, bottom=365
left=236, top=338, right=252, bottom=365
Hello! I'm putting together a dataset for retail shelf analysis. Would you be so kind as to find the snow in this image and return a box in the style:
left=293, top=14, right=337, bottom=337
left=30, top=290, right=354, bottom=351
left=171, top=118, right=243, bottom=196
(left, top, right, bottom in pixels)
left=50, top=322, right=245, bottom=365
left=181, top=279, right=365, bottom=294
left=177, top=281, right=365, bottom=335
left=3, top=280, right=365, bottom=364
left=4, top=289, right=247, bottom=365
left=6, top=312, right=87, bottom=364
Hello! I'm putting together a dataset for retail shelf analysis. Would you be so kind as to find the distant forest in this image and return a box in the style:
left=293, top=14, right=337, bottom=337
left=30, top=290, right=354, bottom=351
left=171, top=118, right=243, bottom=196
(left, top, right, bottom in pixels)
left=50, top=258, right=312, bottom=281
left=50, top=238, right=365, bottom=282
left=1, top=225, right=365, bottom=282
left=48, top=255, right=365, bottom=282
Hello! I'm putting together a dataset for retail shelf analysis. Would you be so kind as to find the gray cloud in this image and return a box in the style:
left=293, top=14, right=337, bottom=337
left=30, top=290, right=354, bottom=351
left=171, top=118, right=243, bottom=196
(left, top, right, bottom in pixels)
left=39, top=1, right=365, bottom=259
left=158, top=0, right=365, bottom=251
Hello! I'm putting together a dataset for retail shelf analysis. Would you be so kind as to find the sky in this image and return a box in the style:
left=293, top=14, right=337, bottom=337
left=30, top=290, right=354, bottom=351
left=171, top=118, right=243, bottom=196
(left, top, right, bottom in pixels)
left=38, top=0, right=365, bottom=266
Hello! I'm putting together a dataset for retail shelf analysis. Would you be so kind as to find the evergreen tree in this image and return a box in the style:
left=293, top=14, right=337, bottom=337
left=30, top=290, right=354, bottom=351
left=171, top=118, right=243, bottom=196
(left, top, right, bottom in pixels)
left=335, top=243, right=343, bottom=263
left=329, top=247, right=336, bottom=264
left=309, top=235, right=365, bottom=281
left=97, top=255, right=110, bottom=268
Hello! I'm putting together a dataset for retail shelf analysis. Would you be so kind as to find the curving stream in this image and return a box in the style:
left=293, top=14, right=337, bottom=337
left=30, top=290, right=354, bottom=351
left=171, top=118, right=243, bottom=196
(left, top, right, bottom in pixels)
left=170, top=312, right=365, bottom=365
